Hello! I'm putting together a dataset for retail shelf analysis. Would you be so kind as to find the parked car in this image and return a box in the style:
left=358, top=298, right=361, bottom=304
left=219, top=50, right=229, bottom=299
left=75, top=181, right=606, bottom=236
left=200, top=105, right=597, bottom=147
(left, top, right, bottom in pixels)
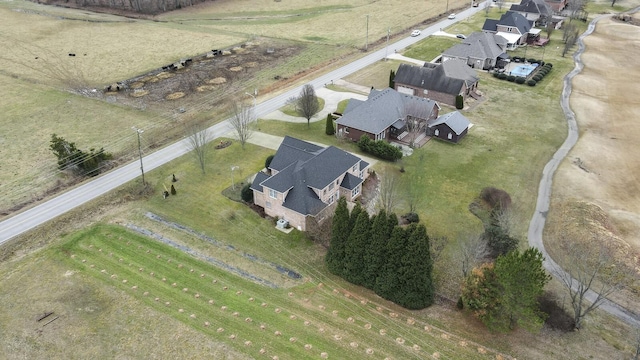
left=456, top=34, right=466, bottom=39
left=448, top=13, right=456, bottom=19
left=411, top=30, right=421, bottom=37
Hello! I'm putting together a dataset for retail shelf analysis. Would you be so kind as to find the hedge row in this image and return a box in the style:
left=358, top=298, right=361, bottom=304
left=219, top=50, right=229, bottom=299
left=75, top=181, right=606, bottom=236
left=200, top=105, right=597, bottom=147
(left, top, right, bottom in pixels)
left=493, top=62, right=554, bottom=87
left=357, top=135, right=403, bottom=161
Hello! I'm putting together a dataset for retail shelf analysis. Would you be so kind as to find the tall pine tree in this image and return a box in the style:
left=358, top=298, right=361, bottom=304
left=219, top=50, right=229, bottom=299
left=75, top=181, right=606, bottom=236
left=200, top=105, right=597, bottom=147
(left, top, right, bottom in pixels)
left=375, top=225, right=407, bottom=301
left=397, top=224, right=434, bottom=309
left=343, top=210, right=371, bottom=285
left=326, top=197, right=350, bottom=276
left=362, top=210, right=390, bottom=289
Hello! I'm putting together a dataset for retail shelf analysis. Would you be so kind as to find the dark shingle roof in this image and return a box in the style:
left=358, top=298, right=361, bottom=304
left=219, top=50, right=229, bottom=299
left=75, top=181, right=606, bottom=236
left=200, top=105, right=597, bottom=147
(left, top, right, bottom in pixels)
left=256, top=137, right=367, bottom=216
left=510, top=0, right=551, bottom=16
left=336, top=88, right=437, bottom=134
left=250, top=171, right=270, bottom=192
left=340, top=172, right=363, bottom=191
left=428, top=111, right=471, bottom=135
left=442, top=32, right=507, bottom=61
left=268, top=136, right=322, bottom=172
left=395, top=62, right=477, bottom=95
left=483, top=11, right=532, bottom=34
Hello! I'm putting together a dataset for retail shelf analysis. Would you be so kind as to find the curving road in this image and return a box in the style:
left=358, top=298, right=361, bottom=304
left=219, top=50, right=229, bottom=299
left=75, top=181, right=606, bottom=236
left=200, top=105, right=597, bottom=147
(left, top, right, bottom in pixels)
left=527, top=12, right=640, bottom=328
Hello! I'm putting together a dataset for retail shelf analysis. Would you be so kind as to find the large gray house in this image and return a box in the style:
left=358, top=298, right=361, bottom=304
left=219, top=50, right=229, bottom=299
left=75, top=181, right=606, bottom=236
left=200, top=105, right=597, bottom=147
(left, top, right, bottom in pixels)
left=394, top=60, right=480, bottom=107
left=441, top=31, right=508, bottom=70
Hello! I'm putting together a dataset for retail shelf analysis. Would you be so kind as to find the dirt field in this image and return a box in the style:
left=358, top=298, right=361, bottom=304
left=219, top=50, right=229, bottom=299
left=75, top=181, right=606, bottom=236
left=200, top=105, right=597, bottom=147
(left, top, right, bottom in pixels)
left=548, top=15, right=640, bottom=298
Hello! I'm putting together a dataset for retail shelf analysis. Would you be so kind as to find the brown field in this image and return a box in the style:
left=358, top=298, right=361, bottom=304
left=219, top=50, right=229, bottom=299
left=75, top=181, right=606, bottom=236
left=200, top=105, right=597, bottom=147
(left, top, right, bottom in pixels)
left=545, top=16, right=640, bottom=307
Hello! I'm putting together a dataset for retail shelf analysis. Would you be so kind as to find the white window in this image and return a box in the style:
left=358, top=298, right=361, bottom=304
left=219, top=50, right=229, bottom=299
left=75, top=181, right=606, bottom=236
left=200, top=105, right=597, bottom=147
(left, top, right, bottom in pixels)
left=359, top=171, right=364, bottom=179
left=351, top=185, right=360, bottom=198
left=269, top=189, right=277, bottom=199
left=448, top=132, right=453, bottom=140
left=344, top=127, right=350, bottom=134
left=266, top=202, right=272, bottom=209
left=329, top=183, right=334, bottom=191
left=423, top=89, right=428, bottom=95
left=328, top=194, right=335, bottom=204
left=352, top=164, right=358, bottom=172
left=434, top=129, right=439, bottom=136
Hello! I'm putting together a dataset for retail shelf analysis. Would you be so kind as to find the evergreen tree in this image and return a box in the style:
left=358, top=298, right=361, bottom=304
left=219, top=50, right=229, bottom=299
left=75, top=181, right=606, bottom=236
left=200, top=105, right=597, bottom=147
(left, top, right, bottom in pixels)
left=326, top=197, right=350, bottom=276
left=397, top=224, right=434, bottom=309
left=375, top=225, right=407, bottom=300
left=349, top=203, right=363, bottom=233
left=325, top=114, right=335, bottom=135
left=494, top=248, right=550, bottom=331
left=362, top=210, right=389, bottom=289
left=455, top=94, right=464, bottom=109
left=389, top=69, right=396, bottom=88
left=343, top=210, right=371, bottom=285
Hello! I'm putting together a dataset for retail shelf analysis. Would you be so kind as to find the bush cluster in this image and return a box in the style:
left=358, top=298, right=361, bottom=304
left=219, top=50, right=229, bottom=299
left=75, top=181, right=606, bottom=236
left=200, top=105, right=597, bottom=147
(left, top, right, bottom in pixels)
left=357, top=135, right=402, bottom=161
left=493, top=58, right=552, bottom=87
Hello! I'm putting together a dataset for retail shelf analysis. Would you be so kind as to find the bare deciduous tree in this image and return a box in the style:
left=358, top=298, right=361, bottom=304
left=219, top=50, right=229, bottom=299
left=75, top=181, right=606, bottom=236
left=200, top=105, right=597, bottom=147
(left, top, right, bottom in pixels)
left=376, top=169, right=400, bottom=214
left=229, top=101, right=254, bottom=149
left=296, top=84, right=320, bottom=128
left=401, top=100, right=434, bottom=148
left=454, top=233, right=489, bottom=279
left=555, top=237, right=627, bottom=330
left=496, top=0, right=505, bottom=11
left=186, top=123, right=211, bottom=174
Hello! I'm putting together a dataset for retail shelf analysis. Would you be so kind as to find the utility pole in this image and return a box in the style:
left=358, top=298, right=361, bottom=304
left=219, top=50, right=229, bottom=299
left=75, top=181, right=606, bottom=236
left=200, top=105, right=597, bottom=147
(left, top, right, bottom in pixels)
left=365, top=15, right=369, bottom=51
left=385, top=27, right=390, bottom=60
left=132, top=127, right=145, bottom=186
left=446, top=0, right=449, bottom=13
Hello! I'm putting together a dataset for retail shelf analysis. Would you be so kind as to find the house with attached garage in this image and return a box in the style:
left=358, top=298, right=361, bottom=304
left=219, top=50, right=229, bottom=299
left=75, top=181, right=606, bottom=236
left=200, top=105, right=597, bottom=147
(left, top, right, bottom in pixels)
left=335, top=88, right=439, bottom=148
left=482, top=11, right=533, bottom=50
left=427, top=111, right=471, bottom=144
left=250, top=136, right=369, bottom=232
left=394, top=59, right=480, bottom=108
left=441, top=31, right=509, bottom=70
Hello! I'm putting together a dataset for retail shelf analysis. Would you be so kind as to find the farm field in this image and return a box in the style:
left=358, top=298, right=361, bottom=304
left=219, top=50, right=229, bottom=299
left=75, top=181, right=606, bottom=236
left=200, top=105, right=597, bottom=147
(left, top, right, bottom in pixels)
left=2, top=0, right=640, bottom=359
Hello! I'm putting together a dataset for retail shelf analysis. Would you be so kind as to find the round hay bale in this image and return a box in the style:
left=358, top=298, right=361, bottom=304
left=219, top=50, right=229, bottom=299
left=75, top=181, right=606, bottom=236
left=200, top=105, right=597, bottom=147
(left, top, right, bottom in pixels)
left=245, top=61, right=258, bottom=68
left=365, top=348, right=374, bottom=355
left=130, top=82, right=145, bottom=89
left=166, top=92, right=185, bottom=100
left=395, top=337, right=405, bottom=345
left=131, top=89, right=148, bottom=97
left=229, top=66, right=243, bottom=72
left=232, top=46, right=244, bottom=53
left=156, top=72, right=174, bottom=80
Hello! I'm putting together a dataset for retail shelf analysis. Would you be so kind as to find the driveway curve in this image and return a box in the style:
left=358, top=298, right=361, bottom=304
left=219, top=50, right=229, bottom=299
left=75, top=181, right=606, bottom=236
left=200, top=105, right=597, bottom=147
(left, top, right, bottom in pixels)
left=527, top=12, right=640, bottom=328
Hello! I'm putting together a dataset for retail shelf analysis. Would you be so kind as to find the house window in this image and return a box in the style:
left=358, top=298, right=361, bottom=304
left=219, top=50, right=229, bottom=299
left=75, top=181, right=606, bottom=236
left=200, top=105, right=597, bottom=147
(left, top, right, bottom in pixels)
left=359, top=170, right=364, bottom=179
left=344, top=127, right=350, bottom=134
left=448, top=132, right=453, bottom=140
left=266, top=202, right=272, bottom=209
left=329, top=194, right=335, bottom=204
left=351, top=185, right=360, bottom=198
left=352, top=164, right=358, bottom=172
left=329, top=183, right=334, bottom=191
left=423, top=89, right=428, bottom=95
left=434, top=129, right=439, bottom=136
left=269, top=189, right=277, bottom=199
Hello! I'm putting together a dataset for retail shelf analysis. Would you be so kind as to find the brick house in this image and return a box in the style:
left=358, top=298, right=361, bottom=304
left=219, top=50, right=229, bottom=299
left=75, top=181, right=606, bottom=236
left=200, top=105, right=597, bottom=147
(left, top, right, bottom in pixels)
left=394, top=60, right=480, bottom=107
left=441, top=31, right=509, bottom=70
left=510, top=0, right=553, bottom=26
left=335, top=88, right=439, bottom=146
left=250, top=136, right=369, bottom=232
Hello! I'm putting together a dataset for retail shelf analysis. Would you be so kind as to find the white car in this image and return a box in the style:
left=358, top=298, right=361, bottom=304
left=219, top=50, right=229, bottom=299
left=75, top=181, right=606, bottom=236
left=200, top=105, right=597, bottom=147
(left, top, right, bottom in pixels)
left=411, top=30, right=421, bottom=37
left=448, top=13, right=456, bottom=19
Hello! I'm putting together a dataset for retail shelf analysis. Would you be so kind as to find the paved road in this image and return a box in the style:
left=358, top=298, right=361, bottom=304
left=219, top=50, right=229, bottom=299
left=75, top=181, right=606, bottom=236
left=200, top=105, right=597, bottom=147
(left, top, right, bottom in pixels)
left=0, top=3, right=487, bottom=245
left=527, top=13, right=640, bottom=328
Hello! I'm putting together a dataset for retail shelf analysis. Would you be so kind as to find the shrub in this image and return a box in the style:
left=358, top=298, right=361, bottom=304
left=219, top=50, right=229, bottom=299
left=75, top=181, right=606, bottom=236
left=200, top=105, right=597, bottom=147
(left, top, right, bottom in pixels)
left=480, top=187, right=512, bottom=211
left=546, top=63, right=553, bottom=68
left=171, top=184, right=177, bottom=195
left=507, top=75, right=516, bottom=82
left=527, top=79, right=537, bottom=86
left=539, top=61, right=545, bottom=66
left=512, top=56, right=520, bottom=62
left=241, top=183, right=253, bottom=202
left=455, top=94, right=464, bottom=109
left=533, top=75, right=542, bottom=81
left=528, top=58, right=538, bottom=63
left=515, top=77, right=526, bottom=84
left=498, top=73, right=508, bottom=80
left=325, top=113, right=335, bottom=135
left=493, top=72, right=501, bottom=78
left=401, top=212, right=420, bottom=224
left=357, top=135, right=402, bottom=161
left=265, top=154, right=275, bottom=169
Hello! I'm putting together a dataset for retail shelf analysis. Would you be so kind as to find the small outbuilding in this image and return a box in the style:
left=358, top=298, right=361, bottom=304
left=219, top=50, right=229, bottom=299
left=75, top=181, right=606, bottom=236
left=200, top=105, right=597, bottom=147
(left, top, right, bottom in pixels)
left=427, top=111, right=471, bottom=144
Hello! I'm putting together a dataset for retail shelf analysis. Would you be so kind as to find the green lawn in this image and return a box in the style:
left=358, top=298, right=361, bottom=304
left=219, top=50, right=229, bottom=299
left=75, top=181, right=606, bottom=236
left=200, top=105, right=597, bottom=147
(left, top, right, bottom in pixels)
left=404, top=36, right=460, bottom=62
left=281, top=97, right=326, bottom=117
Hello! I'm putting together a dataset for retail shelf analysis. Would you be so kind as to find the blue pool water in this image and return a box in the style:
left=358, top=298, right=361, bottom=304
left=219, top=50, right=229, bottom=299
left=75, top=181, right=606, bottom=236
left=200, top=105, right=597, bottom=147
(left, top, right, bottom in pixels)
left=510, top=63, right=538, bottom=77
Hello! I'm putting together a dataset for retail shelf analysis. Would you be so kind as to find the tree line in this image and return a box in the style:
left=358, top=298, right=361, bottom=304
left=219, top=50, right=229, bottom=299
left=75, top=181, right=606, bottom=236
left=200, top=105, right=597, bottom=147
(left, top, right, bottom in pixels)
left=325, top=197, right=434, bottom=310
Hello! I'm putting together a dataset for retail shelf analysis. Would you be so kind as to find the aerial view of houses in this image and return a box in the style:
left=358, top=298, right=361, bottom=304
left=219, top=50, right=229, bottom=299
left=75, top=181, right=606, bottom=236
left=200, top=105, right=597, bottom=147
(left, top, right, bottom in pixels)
left=0, top=0, right=638, bottom=359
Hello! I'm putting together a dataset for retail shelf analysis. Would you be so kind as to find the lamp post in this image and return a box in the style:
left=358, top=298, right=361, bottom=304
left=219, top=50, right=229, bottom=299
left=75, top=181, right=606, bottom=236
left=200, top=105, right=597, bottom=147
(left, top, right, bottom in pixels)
left=132, top=127, right=145, bottom=186
left=244, top=89, right=257, bottom=125
left=231, top=165, right=239, bottom=190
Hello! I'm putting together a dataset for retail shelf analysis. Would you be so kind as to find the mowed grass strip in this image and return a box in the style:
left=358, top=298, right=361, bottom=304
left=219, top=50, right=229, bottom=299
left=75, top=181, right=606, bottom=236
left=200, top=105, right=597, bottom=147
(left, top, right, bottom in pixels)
left=61, top=224, right=495, bottom=359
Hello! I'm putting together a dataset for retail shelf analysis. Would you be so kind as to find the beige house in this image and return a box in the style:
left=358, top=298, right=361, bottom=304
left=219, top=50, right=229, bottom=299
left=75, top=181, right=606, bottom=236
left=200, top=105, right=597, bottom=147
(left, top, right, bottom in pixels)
left=250, top=136, right=369, bottom=231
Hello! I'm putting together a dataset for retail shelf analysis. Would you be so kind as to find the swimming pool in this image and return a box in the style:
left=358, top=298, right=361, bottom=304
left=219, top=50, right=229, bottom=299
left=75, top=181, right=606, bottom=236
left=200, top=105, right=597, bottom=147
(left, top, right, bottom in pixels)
left=510, top=63, right=538, bottom=77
